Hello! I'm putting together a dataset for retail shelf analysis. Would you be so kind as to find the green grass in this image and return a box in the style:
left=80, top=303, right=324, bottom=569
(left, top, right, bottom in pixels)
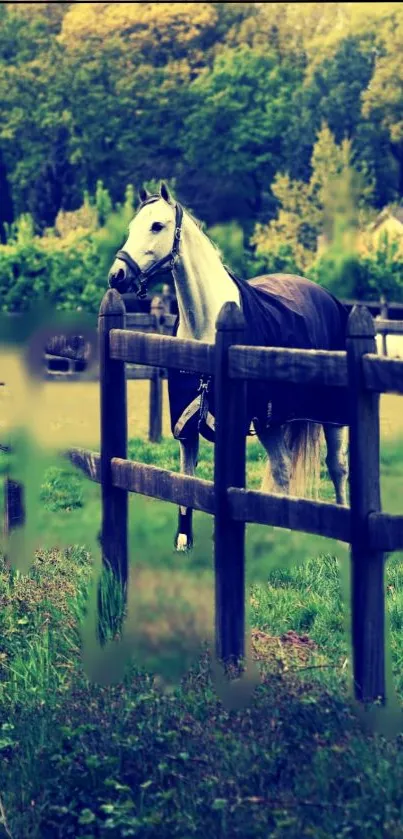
left=1, top=434, right=403, bottom=837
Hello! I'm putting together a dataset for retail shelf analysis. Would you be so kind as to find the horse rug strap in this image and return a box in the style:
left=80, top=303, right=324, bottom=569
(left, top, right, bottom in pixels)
left=168, top=369, right=216, bottom=442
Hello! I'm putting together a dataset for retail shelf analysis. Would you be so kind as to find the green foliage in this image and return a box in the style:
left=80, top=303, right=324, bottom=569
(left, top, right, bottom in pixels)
left=308, top=230, right=403, bottom=300
left=207, top=221, right=249, bottom=277
left=0, top=184, right=129, bottom=312
left=248, top=244, right=301, bottom=278
left=183, top=44, right=303, bottom=223
left=1, top=430, right=403, bottom=836
left=251, top=124, right=367, bottom=274
left=2, top=2, right=403, bottom=302
left=308, top=250, right=371, bottom=299
left=363, top=232, right=403, bottom=300
left=95, top=180, right=113, bottom=228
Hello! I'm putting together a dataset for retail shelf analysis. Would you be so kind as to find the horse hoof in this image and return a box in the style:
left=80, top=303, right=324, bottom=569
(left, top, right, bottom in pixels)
left=175, top=532, right=193, bottom=552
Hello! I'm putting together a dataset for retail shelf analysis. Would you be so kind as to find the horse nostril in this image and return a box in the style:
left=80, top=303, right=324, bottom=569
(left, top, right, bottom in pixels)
left=109, top=267, right=126, bottom=289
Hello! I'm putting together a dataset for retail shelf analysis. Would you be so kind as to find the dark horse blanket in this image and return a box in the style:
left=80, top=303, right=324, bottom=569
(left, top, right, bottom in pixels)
left=168, top=273, right=349, bottom=442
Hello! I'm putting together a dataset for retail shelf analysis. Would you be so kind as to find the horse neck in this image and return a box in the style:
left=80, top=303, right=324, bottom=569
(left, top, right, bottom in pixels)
left=172, top=213, right=240, bottom=343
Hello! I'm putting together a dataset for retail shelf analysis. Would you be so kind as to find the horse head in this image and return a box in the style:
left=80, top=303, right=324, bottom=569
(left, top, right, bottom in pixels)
left=108, top=182, right=182, bottom=297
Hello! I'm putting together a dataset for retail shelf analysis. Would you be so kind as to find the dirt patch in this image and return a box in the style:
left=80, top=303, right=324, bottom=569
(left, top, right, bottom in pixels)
left=251, top=627, right=319, bottom=670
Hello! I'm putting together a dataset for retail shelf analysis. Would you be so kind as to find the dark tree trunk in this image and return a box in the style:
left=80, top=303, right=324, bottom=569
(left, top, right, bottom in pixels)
left=0, top=149, right=14, bottom=242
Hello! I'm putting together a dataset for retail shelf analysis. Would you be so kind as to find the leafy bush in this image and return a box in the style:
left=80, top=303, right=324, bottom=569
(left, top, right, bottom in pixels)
left=247, top=243, right=302, bottom=278
left=2, top=178, right=403, bottom=313
left=307, top=250, right=371, bottom=299
left=207, top=221, right=250, bottom=277
left=0, top=183, right=135, bottom=313
left=363, top=232, right=403, bottom=301
left=308, top=232, right=403, bottom=301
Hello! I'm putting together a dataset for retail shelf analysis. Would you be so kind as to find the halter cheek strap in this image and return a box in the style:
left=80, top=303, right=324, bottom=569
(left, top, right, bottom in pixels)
left=114, top=201, right=183, bottom=298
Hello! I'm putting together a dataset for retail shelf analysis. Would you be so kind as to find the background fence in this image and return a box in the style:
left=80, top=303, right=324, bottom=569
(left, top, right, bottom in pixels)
left=43, top=293, right=177, bottom=442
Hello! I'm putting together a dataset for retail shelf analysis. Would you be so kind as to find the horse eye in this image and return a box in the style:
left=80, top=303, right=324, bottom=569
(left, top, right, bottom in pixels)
left=151, top=222, right=164, bottom=233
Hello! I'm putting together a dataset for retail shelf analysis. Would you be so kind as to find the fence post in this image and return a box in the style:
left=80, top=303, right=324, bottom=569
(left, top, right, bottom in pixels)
left=346, top=305, right=385, bottom=703
left=4, top=477, right=25, bottom=538
left=148, top=311, right=163, bottom=443
left=380, top=294, right=388, bottom=356
left=149, top=368, right=163, bottom=442
left=214, top=302, right=247, bottom=664
left=99, top=290, right=128, bottom=592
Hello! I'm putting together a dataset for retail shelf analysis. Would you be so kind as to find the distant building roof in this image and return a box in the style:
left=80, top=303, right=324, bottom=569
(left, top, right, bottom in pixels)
left=370, top=207, right=403, bottom=231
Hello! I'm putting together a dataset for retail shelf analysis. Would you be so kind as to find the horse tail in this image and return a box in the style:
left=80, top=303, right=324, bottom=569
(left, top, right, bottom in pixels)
left=285, top=420, right=322, bottom=499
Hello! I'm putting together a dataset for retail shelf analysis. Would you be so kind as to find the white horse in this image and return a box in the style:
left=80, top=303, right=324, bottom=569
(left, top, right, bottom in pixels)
left=109, top=182, right=348, bottom=551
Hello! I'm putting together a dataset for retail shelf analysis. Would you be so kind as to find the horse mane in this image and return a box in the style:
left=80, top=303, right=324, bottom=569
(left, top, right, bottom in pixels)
left=138, top=193, right=225, bottom=263
left=181, top=207, right=224, bottom=262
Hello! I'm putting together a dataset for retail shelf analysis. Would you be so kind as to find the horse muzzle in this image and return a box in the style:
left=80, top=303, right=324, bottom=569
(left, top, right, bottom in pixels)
left=108, top=263, right=129, bottom=293
left=108, top=252, right=145, bottom=296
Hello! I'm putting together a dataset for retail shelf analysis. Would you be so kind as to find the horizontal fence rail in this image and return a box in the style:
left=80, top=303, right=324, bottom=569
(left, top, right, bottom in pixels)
left=67, top=448, right=215, bottom=514
left=229, top=346, right=348, bottom=387
left=228, top=487, right=351, bottom=542
left=65, top=448, right=403, bottom=554
left=228, top=346, right=403, bottom=395
left=109, top=328, right=215, bottom=374
left=374, top=318, right=403, bottom=336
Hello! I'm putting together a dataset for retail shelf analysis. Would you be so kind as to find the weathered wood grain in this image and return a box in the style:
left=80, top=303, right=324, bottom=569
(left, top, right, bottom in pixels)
left=368, top=512, right=403, bottom=552
left=125, top=312, right=177, bottom=334
left=45, top=335, right=93, bottom=361
left=109, top=328, right=214, bottom=374
left=362, top=354, right=403, bottom=394
left=4, top=478, right=25, bottom=538
left=125, top=365, right=156, bottom=380
left=99, top=290, right=128, bottom=589
left=378, top=295, right=388, bottom=355
left=347, top=305, right=385, bottom=703
left=229, top=346, right=348, bottom=386
left=111, top=458, right=215, bottom=513
left=149, top=368, right=163, bottom=443
left=228, top=487, right=351, bottom=542
left=374, top=318, right=403, bottom=335
left=159, top=314, right=177, bottom=335
left=214, top=303, right=248, bottom=664
left=66, top=448, right=101, bottom=482
left=66, top=447, right=215, bottom=512
left=126, top=313, right=157, bottom=330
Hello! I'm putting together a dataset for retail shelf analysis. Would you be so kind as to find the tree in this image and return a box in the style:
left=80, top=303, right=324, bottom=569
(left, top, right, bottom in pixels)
left=182, top=44, right=304, bottom=233
left=361, top=5, right=403, bottom=192
left=251, top=124, right=368, bottom=271
left=59, top=2, right=221, bottom=73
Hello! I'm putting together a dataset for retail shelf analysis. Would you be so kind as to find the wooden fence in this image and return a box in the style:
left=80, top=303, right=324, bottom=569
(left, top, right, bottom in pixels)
left=3, top=288, right=403, bottom=704
left=42, top=298, right=403, bottom=450
left=61, top=289, right=403, bottom=704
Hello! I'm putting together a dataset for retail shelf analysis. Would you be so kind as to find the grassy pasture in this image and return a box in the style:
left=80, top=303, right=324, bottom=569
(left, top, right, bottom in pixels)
left=1, top=376, right=403, bottom=837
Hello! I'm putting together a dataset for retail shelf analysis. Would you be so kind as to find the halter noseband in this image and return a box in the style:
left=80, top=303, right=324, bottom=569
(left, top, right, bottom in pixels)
left=114, top=197, right=183, bottom=298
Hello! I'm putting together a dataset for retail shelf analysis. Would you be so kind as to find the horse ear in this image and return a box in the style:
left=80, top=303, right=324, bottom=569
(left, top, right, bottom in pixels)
left=138, top=187, right=150, bottom=204
left=160, top=182, right=172, bottom=203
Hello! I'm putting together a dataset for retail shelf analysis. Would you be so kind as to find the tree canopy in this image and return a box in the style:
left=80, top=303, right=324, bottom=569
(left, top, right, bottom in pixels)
left=1, top=1, right=403, bottom=298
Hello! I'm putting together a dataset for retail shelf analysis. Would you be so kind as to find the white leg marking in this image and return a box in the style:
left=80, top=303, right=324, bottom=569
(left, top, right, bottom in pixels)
left=176, top=436, right=199, bottom=550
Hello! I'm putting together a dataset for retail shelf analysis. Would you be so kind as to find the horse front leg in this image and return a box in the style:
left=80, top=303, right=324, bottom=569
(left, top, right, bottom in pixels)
left=175, top=435, right=199, bottom=551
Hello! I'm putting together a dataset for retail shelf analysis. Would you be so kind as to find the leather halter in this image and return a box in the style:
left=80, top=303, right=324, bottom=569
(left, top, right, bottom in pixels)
left=113, top=196, right=183, bottom=298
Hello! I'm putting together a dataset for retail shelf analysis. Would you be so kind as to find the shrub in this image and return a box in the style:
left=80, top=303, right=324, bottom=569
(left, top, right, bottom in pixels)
left=247, top=243, right=302, bottom=278
left=207, top=221, right=250, bottom=277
